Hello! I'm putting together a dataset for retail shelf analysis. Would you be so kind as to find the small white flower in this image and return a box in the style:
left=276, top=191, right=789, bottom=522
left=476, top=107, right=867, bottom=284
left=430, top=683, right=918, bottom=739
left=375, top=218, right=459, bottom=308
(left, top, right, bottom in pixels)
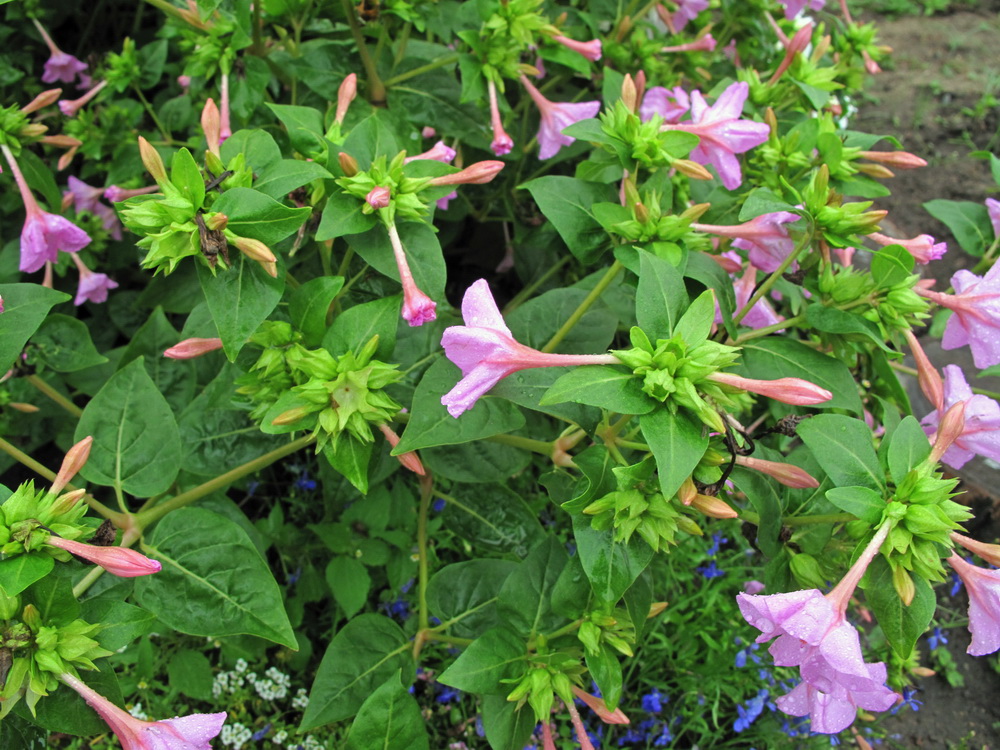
left=292, top=688, right=310, bottom=709
left=234, top=658, right=248, bottom=673
left=128, top=703, right=149, bottom=721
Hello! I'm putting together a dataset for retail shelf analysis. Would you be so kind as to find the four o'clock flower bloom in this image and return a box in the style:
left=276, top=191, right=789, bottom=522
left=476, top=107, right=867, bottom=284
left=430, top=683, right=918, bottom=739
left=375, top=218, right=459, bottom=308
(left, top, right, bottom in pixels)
left=386, top=222, right=436, bottom=327
left=920, top=364, right=1000, bottom=469
left=71, top=254, right=119, bottom=306
left=519, top=75, right=601, bottom=160
left=918, top=263, right=1000, bottom=368
left=64, top=177, right=122, bottom=239
left=2, top=143, right=91, bottom=273
left=779, top=0, right=826, bottom=19
left=60, top=671, right=227, bottom=750
left=737, top=522, right=898, bottom=733
left=716, top=265, right=783, bottom=330
left=868, top=231, right=946, bottom=265
left=672, top=0, right=710, bottom=31
left=946, top=554, right=1000, bottom=656
left=164, top=338, right=224, bottom=359
left=661, top=81, right=770, bottom=190
left=692, top=211, right=801, bottom=273
left=32, top=18, right=89, bottom=85
left=551, top=34, right=602, bottom=62
left=46, top=536, right=162, bottom=577
left=987, top=197, right=1000, bottom=238
left=487, top=79, right=514, bottom=157
left=441, top=279, right=621, bottom=417
left=640, top=85, right=690, bottom=124
left=59, top=79, right=108, bottom=118
left=707, top=372, right=832, bottom=405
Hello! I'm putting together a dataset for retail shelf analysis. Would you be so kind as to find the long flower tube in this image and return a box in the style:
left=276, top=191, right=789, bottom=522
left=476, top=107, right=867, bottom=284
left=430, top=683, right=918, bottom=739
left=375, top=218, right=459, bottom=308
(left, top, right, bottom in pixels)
left=386, top=221, right=436, bottom=327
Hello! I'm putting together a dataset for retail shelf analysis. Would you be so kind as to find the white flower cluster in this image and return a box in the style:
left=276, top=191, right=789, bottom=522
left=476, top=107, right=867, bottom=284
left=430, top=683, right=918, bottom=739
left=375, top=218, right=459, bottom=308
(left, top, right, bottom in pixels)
left=292, top=688, right=309, bottom=709
left=220, top=722, right=253, bottom=749
left=254, top=666, right=292, bottom=701
left=128, top=703, right=149, bottom=721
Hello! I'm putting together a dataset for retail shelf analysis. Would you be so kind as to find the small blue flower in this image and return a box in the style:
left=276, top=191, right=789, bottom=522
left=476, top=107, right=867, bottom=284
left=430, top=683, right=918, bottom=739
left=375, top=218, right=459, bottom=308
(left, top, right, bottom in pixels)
left=891, top=687, right=922, bottom=714
left=246, top=480, right=260, bottom=497
left=436, top=685, right=461, bottom=704
left=733, top=689, right=769, bottom=732
left=706, top=533, right=728, bottom=557
left=287, top=566, right=302, bottom=586
left=400, top=578, right=415, bottom=594
left=641, top=688, right=665, bottom=714
left=927, top=626, right=948, bottom=650
left=296, top=471, right=317, bottom=491
left=696, top=560, right=726, bottom=579
left=432, top=497, right=446, bottom=512
left=949, top=571, right=963, bottom=596
left=653, top=725, right=674, bottom=747
left=250, top=723, right=272, bottom=741
left=829, top=736, right=841, bottom=746
left=476, top=715, right=485, bottom=737
left=383, top=598, right=410, bottom=621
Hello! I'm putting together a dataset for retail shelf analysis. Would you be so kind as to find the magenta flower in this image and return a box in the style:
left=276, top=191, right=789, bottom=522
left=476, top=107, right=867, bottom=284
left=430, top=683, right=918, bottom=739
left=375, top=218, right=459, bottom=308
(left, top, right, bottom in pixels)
left=441, top=279, right=620, bottom=417
left=74, top=270, right=119, bottom=306
left=661, top=81, right=770, bottom=190
left=987, top=198, right=1000, bottom=238
left=32, top=19, right=89, bottom=85
left=65, top=177, right=122, bottom=239
left=47, top=536, right=161, bottom=577
left=640, top=86, right=690, bottom=124
left=672, top=0, right=709, bottom=30
left=779, top=0, right=826, bottom=19
left=386, top=222, right=436, bottom=327
left=692, top=211, right=800, bottom=273
left=920, top=365, right=1000, bottom=469
left=551, top=34, right=602, bottom=62
left=487, top=79, right=514, bottom=157
left=947, top=554, right=1000, bottom=656
left=2, top=144, right=90, bottom=273
left=519, top=75, right=602, bottom=160
left=61, top=671, right=226, bottom=750
left=716, top=265, right=783, bottom=330
left=737, top=523, right=897, bottom=733
left=919, top=263, right=1000, bottom=369
left=868, top=231, right=946, bottom=265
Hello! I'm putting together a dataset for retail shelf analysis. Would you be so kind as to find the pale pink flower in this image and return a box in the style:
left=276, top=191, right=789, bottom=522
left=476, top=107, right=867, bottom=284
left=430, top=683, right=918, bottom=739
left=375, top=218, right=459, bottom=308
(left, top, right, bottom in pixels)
left=47, top=536, right=162, bottom=577
left=919, top=264, right=1000, bottom=368
left=487, top=79, right=514, bottom=157
left=59, top=79, right=108, bottom=118
left=33, top=19, right=89, bottom=85
left=779, top=0, right=826, bottom=19
left=65, top=177, right=122, bottom=239
left=437, top=191, right=458, bottom=211
left=2, top=144, right=91, bottom=273
left=640, top=85, right=690, bottom=123
left=716, top=264, right=783, bottom=329
left=947, top=554, right=1000, bottom=656
left=707, top=372, right=832, bottom=405
left=868, top=231, right=946, bottom=265
left=672, top=0, right=709, bottom=30
left=692, top=211, right=801, bottom=273
left=386, top=223, right=436, bottom=327
left=519, top=75, right=601, bottom=160
left=404, top=140, right=456, bottom=165
left=60, top=671, right=226, bottom=750
left=74, top=267, right=119, bottom=306
left=164, top=338, right=224, bottom=359
left=551, top=34, right=602, bottom=61
left=986, top=198, right=1000, bottom=238
left=219, top=71, right=231, bottom=142
left=661, top=81, right=770, bottom=190
left=921, top=364, right=1000, bottom=469
left=441, top=279, right=620, bottom=417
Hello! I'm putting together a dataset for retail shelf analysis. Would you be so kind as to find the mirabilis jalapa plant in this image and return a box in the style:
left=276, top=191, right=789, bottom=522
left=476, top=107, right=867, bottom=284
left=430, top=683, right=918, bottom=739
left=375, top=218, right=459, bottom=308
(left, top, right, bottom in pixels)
left=3, top=0, right=1000, bottom=747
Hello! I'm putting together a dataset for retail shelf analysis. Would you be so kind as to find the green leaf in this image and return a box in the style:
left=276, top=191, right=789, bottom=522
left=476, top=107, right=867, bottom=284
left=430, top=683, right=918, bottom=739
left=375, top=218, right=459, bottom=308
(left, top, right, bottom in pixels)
left=887, top=416, right=931, bottom=483
left=438, top=627, right=525, bottom=694
left=394, top=358, right=525, bottom=453
left=442, top=484, right=546, bottom=559
left=212, top=188, right=310, bottom=246
left=290, top=276, right=345, bottom=347
left=119, top=307, right=193, bottom=414
left=265, top=103, right=327, bottom=157
left=168, top=650, right=215, bottom=701
left=17, top=663, right=122, bottom=736
left=640, top=409, right=708, bottom=498
left=736, top=338, right=863, bottom=414
left=798, top=415, right=885, bottom=492
left=323, top=438, right=373, bottom=494
left=221, top=129, right=282, bottom=172
left=506, top=287, right=617, bottom=354
left=79, top=599, right=156, bottom=651
left=74, top=358, right=182, bottom=497
left=0, top=284, right=71, bottom=372
left=324, top=295, right=401, bottom=360
left=30, top=314, right=107, bottom=372
left=135, top=508, right=297, bottom=648
left=426, top=559, right=517, bottom=639
left=254, top=159, right=332, bottom=200
left=542, top=366, right=655, bottom=414
left=519, top=176, right=616, bottom=263
left=824, top=486, right=885, bottom=524
left=481, top=695, right=536, bottom=750
left=300, top=614, right=413, bottom=730
left=490, top=368, right=599, bottom=430
left=346, top=673, right=429, bottom=750
left=673, top=289, right=716, bottom=347
left=342, top=112, right=402, bottom=170
left=23, top=575, right=78, bottom=625
left=739, top=188, right=797, bottom=221
left=317, top=191, right=379, bottom=240
left=805, top=304, right=894, bottom=353
left=326, top=556, right=371, bottom=618
left=924, top=199, right=993, bottom=257
left=586, top=644, right=623, bottom=710
left=865, top=556, right=935, bottom=659
left=0, top=714, right=47, bottom=750
left=729, top=468, right=783, bottom=557
left=421, top=439, right=531, bottom=484
left=623, top=571, right=653, bottom=640
left=171, top=148, right=205, bottom=210
left=346, top=222, right=446, bottom=301
left=636, top=251, right=687, bottom=337
left=498, top=538, right=569, bottom=638
left=573, top=516, right=654, bottom=603
left=18, top=149, right=62, bottom=211
left=198, top=252, right=285, bottom=360
left=871, top=244, right=914, bottom=289
left=0, top=554, right=54, bottom=597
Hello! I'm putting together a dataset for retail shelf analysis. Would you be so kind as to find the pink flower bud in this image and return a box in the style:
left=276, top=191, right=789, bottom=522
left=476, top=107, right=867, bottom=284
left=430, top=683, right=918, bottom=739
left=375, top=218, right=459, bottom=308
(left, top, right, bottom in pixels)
left=428, top=161, right=504, bottom=187
left=377, top=423, right=426, bottom=475
left=858, top=150, right=927, bottom=169
left=366, top=186, right=391, bottom=209
left=403, top=141, right=456, bottom=165
left=929, top=401, right=966, bottom=464
left=232, top=236, right=277, bottom=264
left=734, top=455, right=819, bottom=488
left=691, top=493, right=738, bottom=519
left=46, top=536, right=162, bottom=577
left=335, top=73, right=358, bottom=125
left=952, top=532, right=1000, bottom=568
left=163, top=338, right=224, bottom=359
left=137, top=136, right=168, bottom=185
left=104, top=184, right=159, bottom=203
left=178, top=74, right=192, bottom=93
left=551, top=34, right=602, bottom=62
left=904, top=329, right=943, bottom=410
left=339, top=151, right=359, bottom=176
left=661, top=34, right=717, bottom=53
left=487, top=79, right=514, bottom=157
left=421, top=126, right=436, bottom=138
left=8, top=402, right=38, bottom=413
left=570, top=686, right=629, bottom=724
left=201, top=97, right=222, bottom=156
left=51, top=436, right=93, bottom=495
left=743, top=580, right=766, bottom=594
left=22, top=88, right=63, bottom=115
left=707, top=372, right=833, bottom=405
left=58, top=79, right=107, bottom=118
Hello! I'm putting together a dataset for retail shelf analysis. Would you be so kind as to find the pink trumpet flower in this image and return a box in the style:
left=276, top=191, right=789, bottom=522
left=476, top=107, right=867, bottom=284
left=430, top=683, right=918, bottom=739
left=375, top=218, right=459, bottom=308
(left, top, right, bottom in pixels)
left=164, top=338, right=224, bottom=359
left=734, top=455, right=819, bottom=488
left=707, top=372, right=832, bottom=405
left=441, top=279, right=620, bottom=417
left=779, top=0, right=826, bottom=19
left=946, top=554, right=1000, bottom=656
left=918, top=264, right=1000, bottom=369
left=738, top=523, right=898, bottom=733
left=660, top=81, right=770, bottom=190
left=951, top=532, right=1000, bottom=569
left=868, top=231, right=946, bottom=265
left=661, top=34, right=717, bottom=54
left=59, top=79, right=108, bottom=118
left=640, top=85, right=690, bottom=124
left=672, top=0, right=709, bottom=31
left=32, top=18, right=89, bottom=85
left=386, top=222, right=436, bottom=327
left=519, top=75, right=601, bottom=160
left=2, top=143, right=90, bottom=273
left=60, top=671, right=227, bottom=750
left=716, top=264, right=783, bottom=330
left=551, top=34, right=602, bottom=61
left=71, top=254, right=119, bottom=306
left=404, top=140, right=456, bottom=165
left=46, top=536, right=162, bottom=577
left=64, top=177, right=122, bottom=239
left=487, top=79, right=514, bottom=156
left=920, top=364, right=1000, bottom=469
left=986, top=198, right=1000, bottom=238
left=691, top=211, right=801, bottom=273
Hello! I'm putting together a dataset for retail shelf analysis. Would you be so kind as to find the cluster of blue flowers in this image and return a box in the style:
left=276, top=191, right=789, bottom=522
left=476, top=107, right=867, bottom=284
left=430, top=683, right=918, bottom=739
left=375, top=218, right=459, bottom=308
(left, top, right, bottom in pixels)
left=695, top=533, right=728, bottom=579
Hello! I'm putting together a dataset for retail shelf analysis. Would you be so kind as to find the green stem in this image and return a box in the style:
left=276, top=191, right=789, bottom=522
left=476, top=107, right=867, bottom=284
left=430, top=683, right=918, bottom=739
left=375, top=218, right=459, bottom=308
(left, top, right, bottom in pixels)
left=542, top=261, right=623, bottom=353
left=382, top=54, right=460, bottom=87
left=251, top=0, right=264, bottom=54
left=740, top=510, right=855, bottom=526
left=133, top=85, right=172, bottom=143
left=72, top=565, right=105, bottom=599
left=336, top=244, right=355, bottom=278
left=731, top=229, right=812, bottom=329
left=340, top=0, right=386, bottom=104
left=425, top=632, right=473, bottom=647
left=616, top=439, right=649, bottom=451
left=733, top=314, right=805, bottom=344
left=502, top=255, right=573, bottom=315
left=416, top=475, right=433, bottom=633
left=26, top=375, right=83, bottom=417
left=134, top=435, right=315, bottom=529
left=485, top=433, right=554, bottom=455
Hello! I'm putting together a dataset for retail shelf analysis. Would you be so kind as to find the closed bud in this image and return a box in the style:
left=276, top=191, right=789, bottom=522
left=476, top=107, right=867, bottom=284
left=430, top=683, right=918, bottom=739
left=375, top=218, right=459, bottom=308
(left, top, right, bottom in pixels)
left=911, top=667, right=936, bottom=678
left=903, top=329, right=943, bottom=411
left=335, top=73, right=357, bottom=125
left=674, top=160, right=713, bottom=181
left=678, top=477, right=697, bottom=507
left=621, top=74, right=638, bottom=112
left=51, top=436, right=93, bottom=495
left=8, top=402, right=39, bottom=413
left=137, top=136, right=168, bottom=185
left=205, top=212, right=228, bottom=231
left=578, top=620, right=602, bottom=655
left=164, top=338, right=224, bottom=359
left=232, top=236, right=277, bottom=264
left=506, top=674, right=533, bottom=702
left=647, top=601, right=668, bottom=618
left=428, top=160, right=504, bottom=186
left=929, top=401, right=966, bottom=464
left=734, top=455, right=819, bottom=488
left=0, top=591, right=19, bottom=620
left=52, top=488, right=87, bottom=516
left=856, top=163, right=895, bottom=179
left=858, top=150, right=927, bottom=169
left=551, top=671, right=575, bottom=706
left=19, top=124, right=47, bottom=139
left=22, top=603, right=41, bottom=631
left=261, top=261, right=278, bottom=278
left=790, top=552, right=826, bottom=588
left=690, top=494, right=738, bottom=519
left=377, top=422, right=425, bottom=476
left=272, top=407, right=311, bottom=426
left=21, top=88, right=63, bottom=114
left=765, top=107, right=778, bottom=136
left=201, top=98, right=222, bottom=156
left=366, top=186, right=391, bottom=209
left=338, top=152, right=359, bottom=176
left=891, top=564, right=915, bottom=606
left=676, top=515, right=703, bottom=536
left=603, top=633, right=634, bottom=657
left=951, top=532, right=1000, bottom=568
left=680, top=202, right=712, bottom=222
left=47, top=536, right=163, bottom=577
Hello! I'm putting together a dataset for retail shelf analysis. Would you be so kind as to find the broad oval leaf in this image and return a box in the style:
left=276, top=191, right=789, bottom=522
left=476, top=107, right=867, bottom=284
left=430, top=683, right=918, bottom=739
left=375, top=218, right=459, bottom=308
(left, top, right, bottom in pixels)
left=427, top=559, right=518, bottom=639
left=346, top=673, right=429, bottom=750
left=438, top=627, right=525, bottom=694
left=0, top=283, right=71, bottom=372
